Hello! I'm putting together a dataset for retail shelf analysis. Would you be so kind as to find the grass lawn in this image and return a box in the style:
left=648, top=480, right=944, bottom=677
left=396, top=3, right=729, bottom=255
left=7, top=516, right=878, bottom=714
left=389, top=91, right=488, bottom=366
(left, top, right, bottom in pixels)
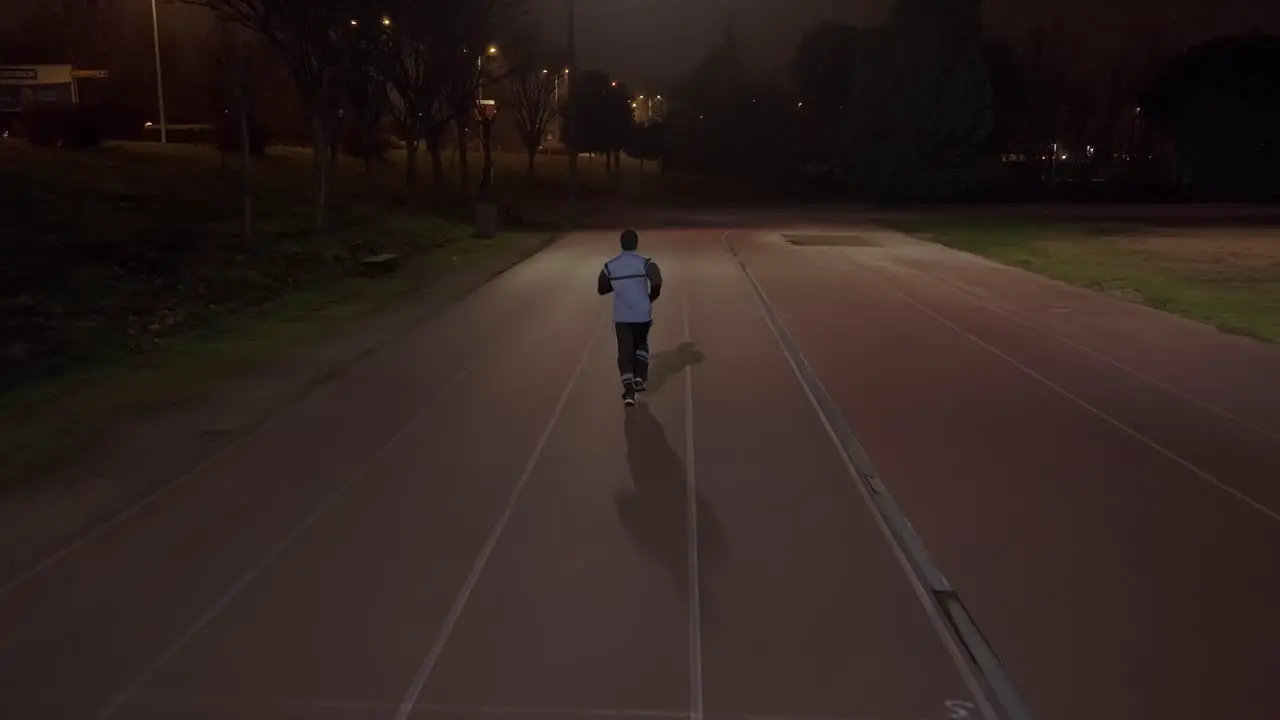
left=884, top=216, right=1280, bottom=343
left=0, top=140, right=556, bottom=487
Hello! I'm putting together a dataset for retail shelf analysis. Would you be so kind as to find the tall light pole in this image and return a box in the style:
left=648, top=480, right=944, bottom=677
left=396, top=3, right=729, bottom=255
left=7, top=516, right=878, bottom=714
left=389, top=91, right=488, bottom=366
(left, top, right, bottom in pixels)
left=149, top=0, right=168, bottom=144
left=565, top=0, right=578, bottom=222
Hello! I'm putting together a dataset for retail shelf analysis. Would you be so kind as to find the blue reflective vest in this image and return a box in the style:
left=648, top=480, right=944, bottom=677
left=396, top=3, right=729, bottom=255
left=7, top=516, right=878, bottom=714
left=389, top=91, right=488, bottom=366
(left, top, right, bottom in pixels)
left=599, top=251, right=663, bottom=323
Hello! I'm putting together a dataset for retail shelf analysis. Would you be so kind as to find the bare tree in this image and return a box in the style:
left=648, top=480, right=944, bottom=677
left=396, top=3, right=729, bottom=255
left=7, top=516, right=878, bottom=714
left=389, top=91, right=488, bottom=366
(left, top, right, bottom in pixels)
left=509, top=70, right=557, bottom=174
left=337, top=4, right=393, bottom=174
left=381, top=0, right=452, bottom=188
left=183, top=0, right=355, bottom=232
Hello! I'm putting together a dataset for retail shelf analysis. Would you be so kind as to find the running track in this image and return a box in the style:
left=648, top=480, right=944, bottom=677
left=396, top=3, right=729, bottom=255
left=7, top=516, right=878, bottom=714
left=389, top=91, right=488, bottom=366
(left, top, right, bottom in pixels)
left=2, top=224, right=1278, bottom=720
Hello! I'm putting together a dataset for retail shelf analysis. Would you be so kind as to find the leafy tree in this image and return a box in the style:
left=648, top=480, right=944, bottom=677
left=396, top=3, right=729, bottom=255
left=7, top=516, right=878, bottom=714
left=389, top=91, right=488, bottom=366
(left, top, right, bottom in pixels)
left=1142, top=35, right=1280, bottom=200
left=789, top=22, right=861, bottom=114
left=625, top=121, right=665, bottom=171
left=567, top=70, right=633, bottom=171
left=844, top=0, right=994, bottom=199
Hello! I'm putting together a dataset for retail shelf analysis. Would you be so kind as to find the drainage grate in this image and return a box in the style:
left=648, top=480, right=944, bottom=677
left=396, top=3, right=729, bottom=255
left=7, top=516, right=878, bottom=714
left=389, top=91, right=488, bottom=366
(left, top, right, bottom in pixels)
left=784, top=234, right=880, bottom=247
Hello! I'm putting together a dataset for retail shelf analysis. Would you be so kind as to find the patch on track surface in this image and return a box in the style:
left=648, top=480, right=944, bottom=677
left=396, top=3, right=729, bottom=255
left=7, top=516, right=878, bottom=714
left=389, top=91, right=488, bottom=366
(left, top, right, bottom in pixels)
left=784, top=233, right=881, bottom=248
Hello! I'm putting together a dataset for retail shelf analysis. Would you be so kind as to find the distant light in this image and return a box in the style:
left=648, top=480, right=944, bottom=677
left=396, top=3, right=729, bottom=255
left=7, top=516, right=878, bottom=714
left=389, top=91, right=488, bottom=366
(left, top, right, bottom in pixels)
left=636, top=95, right=644, bottom=99
left=1061, top=153, right=1068, bottom=160
left=541, top=69, right=548, bottom=74
left=486, top=44, right=498, bottom=55
left=564, top=68, right=570, bottom=74
left=144, top=121, right=153, bottom=127
left=349, top=18, right=358, bottom=26
left=654, top=95, right=661, bottom=100
left=381, top=16, right=391, bottom=26
left=797, top=101, right=803, bottom=107
left=611, top=81, right=617, bottom=87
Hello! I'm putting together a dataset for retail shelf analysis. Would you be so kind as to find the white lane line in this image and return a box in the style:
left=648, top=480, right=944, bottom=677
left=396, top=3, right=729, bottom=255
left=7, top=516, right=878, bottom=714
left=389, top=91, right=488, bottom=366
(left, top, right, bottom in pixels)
left=863, top=268, right=1280, bottom=525
left=719, top=231, right=1008, bottom=720
left=878, top=259, right=1280, bottom=445
left=131, top=692, right=878, bottom=720
left=95, top=361, right=483, bottom=720
left=683, top=286, right=705, bottom=720
left=131, top=693, right=691, bottom=718
left=394, top=315, right=607, bottom=720
left=0, top=284, right=546, bottom=598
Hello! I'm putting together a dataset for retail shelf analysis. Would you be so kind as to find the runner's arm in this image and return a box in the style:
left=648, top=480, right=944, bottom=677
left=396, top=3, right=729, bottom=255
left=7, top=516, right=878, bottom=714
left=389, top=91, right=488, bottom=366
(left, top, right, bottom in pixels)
left=646, top=259, right=663, bottom=302
left=597, top=266, right=613, bottom=296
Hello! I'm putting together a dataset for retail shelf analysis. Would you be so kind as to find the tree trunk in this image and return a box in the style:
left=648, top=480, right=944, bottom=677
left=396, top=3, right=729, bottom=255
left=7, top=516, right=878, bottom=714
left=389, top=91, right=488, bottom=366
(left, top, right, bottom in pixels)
left=527, top=148, right=537, bottom=174
left=309, top=104, right=331, bottom=233
left=239, top=101, right=253, bottom=242
left=454, top=117, right=470, bottom=192
left=479, top=118, right=494, bottom=197
left=362, top=120, right=375, bottom=175
left=426, top=133, right=446, bottom=189
left=234, top=69, right=252, bottom=243
left=405, top=138, right=419, bottom=186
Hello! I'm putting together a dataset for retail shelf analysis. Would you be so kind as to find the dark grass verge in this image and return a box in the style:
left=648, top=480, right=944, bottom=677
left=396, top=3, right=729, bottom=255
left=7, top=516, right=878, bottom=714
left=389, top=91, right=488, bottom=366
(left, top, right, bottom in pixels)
left=0, top=140, right=557, bottom=489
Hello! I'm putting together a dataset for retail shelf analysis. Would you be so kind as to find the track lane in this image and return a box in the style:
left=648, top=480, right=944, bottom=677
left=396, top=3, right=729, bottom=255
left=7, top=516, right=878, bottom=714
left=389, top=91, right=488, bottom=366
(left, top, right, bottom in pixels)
left=730, top=228, right=1280, bottom=720
left=0, top=239, right=608, bottom=720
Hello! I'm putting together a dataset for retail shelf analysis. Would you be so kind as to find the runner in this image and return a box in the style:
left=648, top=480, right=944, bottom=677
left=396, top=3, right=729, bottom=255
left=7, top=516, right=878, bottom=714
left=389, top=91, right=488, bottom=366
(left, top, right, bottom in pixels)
left=597, top=229, right=664, bottom=406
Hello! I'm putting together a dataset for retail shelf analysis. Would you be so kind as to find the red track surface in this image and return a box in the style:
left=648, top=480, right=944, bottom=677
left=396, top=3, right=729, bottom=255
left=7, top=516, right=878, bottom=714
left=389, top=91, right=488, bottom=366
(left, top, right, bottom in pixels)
left=1, top=224, right=1277, bottom=720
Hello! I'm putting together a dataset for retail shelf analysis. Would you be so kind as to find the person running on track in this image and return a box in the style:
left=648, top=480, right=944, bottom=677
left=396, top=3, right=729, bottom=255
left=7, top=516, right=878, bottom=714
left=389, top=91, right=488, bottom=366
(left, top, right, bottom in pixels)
left=598, top=229, right=664, bottom=406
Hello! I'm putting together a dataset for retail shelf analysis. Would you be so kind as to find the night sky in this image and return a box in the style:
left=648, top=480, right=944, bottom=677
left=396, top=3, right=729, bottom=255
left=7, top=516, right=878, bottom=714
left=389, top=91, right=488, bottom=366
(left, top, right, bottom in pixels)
left=7, top=0, right=1280, bottom=92
left=527, top=0, right=1280, bottom=90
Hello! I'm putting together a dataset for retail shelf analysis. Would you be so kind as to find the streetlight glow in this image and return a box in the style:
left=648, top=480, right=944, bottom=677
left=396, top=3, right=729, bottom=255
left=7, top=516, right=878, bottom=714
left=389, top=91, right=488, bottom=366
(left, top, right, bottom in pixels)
left=487, top=44, right=499, bottom=55
left=381, top=16, right=391, bottom=26
left=349, top=18, right=358, bottom=26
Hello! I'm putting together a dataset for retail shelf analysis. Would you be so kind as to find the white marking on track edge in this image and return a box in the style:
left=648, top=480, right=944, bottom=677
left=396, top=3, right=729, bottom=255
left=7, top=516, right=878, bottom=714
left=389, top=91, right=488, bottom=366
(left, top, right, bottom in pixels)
left=95, top=363, right=481, bottom=720
left=719, top=231, right=1005, bottom=720
left=683, top=287, right=705, bottom=720
left=871, top=273, right=1280, bottom=525
left=879, top=260, right=1280, bottom=445
left=394, top=315, right=607, bottom=720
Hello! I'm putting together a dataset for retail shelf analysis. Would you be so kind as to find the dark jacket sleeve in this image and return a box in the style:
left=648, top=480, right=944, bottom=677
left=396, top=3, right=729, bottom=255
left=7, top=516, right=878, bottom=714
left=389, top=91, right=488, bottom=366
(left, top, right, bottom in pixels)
left=597, top=265, right=613, bottom=296
left=645, top=259, right=663, bottom=302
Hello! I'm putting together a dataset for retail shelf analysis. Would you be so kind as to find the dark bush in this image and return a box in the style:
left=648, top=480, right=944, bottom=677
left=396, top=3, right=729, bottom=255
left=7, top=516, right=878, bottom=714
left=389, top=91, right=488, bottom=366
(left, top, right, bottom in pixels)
left=213, top=110, right=271, bottom=156
left=19, top=104, right=104, bottom=147
left=64, top=107, right=104, bottom=147
left=340, top=125, right=392, bottom=162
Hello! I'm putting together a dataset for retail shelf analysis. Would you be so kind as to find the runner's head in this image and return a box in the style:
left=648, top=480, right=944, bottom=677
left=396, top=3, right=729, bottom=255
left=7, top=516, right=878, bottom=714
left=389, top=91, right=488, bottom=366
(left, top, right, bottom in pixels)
left=620, top=229, right=639, bottom=252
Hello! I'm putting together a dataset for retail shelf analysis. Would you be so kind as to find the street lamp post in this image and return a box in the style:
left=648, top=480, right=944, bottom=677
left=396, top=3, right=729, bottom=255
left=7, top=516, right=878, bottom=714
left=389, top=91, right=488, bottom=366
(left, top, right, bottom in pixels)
left=565, top=0, right=578, bottom=223
left=149, top=0, right=168, bottom=144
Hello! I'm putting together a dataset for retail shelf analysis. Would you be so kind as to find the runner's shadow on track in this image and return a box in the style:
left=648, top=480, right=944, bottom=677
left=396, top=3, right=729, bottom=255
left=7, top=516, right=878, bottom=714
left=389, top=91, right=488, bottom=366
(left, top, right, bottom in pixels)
left=644, top=342, right=705, bottom=395
left=617, top=403, right=729, bottom=625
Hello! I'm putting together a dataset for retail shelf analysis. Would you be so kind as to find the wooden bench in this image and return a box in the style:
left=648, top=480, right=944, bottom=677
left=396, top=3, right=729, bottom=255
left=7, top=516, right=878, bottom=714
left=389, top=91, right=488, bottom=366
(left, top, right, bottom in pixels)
left=360, top=253, right=401, bottom=274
